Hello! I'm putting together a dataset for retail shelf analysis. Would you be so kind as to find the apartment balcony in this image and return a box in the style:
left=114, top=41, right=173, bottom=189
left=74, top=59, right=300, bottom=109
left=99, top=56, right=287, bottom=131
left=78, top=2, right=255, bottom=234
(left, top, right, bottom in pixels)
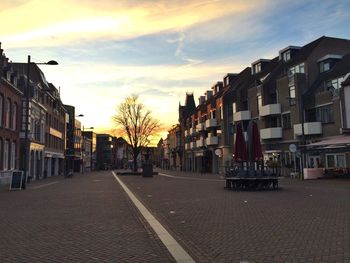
left=190, top=127, right=196, bottom=135
left=233, top=110, right=251, bottom=122
left=260, top=127, right=282, bottom=139
left=190, top=141, right=197, bottom=149
left=205, top=118, right=218, bottom=129
left=185, top=143, right=191, bottom=150
left=294, top=122, right=322, bottom=136
left=196, top=138, right=205, bottom=148
left=259, top=103, right=281, bottom=117
left=196, top=123, right=205, bottom=132
left=206, top=135, right=218, bottom=146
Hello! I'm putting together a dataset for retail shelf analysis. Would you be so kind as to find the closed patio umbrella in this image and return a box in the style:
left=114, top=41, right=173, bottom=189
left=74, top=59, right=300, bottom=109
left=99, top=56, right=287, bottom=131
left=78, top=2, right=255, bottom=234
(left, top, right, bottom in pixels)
left=248, top=120, right=263, bottom=161
left=234, top=122, right=248, bottom=162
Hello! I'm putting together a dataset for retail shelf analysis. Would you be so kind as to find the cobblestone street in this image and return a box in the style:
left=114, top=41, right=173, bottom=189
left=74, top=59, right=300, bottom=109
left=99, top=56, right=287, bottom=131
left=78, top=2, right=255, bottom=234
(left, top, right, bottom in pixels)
left=0, top=171, right=174, bottom=263
left=1, top=170, right=350, bottom=262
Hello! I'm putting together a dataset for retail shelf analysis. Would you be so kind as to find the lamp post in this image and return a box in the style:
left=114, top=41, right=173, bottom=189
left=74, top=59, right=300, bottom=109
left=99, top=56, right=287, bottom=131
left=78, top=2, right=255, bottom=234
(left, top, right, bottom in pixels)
left=22, top=55, right=58, bottom=189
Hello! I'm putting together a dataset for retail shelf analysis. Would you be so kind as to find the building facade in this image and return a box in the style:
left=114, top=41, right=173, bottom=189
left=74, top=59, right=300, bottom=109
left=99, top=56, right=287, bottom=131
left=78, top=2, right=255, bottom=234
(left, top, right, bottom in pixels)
left=176, top=36, right=350, bottom=175
left=0, top=49, right=22, bottom=184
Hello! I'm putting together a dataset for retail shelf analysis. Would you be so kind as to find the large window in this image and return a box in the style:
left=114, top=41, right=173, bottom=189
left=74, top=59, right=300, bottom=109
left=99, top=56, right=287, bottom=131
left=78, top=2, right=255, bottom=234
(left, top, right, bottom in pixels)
left=3, top=140, right=9, bottom=170
left=0, top=94, right=3, bottom=126
left=5, top=98, right=10, bottom=128
left=289, top=63, right=305, bottom=75
left=316, top=104, right=333, bottom=123
left=12, top=103, right=17, bottom=131
left=282, top=113, right=291, bottom=129
left=11, top=142, right=16, bottom=169
left=254, top=63, right=261, bottom=74
left=325, top=76, right=344, bottom=97
left=289, top=85, right=296, bottom=106
left=326, top=154, right=346, bottom=168
left=257, top=95, right=262, bottom=113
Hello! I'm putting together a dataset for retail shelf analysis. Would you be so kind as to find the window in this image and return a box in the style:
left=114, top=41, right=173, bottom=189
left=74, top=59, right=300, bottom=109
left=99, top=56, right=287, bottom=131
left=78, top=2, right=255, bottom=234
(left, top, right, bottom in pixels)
left=288, top=63, right=305, bottom=75
left=3, top=140, right=9, bottom=170
left=254, top=63, right=261, bottom=74
left=11, top=142, right=16, bottom=169
left=326, top=154, right=346, bottom=168
left=289, top=86, right=296, bottom=106
left=282, top=113, right=291, bottom=129
left=257, top=95, right=262, bottom=112
left=316, top=104, right=333, bottom=123
left=12, top=103, right=17, bottom=131
left=320, top=62, right=330, bottom=72
left=282, top=50, right=291, bottom=62
left=325, top=76, right=344, bottom=97
left=0, top=94, right=3, bottom=126
left=5, top=98, right=10, bottom=128
left=232, top=102, right=236, bottom=114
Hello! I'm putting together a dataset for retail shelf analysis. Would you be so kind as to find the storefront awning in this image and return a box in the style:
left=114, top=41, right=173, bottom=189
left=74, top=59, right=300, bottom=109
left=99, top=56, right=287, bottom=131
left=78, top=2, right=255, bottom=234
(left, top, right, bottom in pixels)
left=305, top=135, right=350, bottom=153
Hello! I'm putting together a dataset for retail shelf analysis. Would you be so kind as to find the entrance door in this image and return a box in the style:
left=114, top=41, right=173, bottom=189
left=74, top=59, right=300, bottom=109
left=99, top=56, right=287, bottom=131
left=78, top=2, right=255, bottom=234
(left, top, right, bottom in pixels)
left=308, top=155, right=320, bottom=168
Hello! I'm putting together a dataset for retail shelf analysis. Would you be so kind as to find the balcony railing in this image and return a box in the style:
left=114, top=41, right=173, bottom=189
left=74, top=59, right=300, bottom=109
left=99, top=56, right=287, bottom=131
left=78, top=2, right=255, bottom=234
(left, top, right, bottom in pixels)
left=260, top=127, right=282, bottom=139
left=233, top=110, right=251, bottom=122
left=206, top=136, right=218, bottom=146
left=259, top=104, right=281, bottom=117
left=205, top=118, right=218, bottom=129
left=293, top=122, right=322, bottom=136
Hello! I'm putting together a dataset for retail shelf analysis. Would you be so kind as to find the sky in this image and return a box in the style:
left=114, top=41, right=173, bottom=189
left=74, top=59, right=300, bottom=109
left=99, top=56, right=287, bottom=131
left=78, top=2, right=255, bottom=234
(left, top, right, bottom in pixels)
left=1, top=0, right=350, bottom=140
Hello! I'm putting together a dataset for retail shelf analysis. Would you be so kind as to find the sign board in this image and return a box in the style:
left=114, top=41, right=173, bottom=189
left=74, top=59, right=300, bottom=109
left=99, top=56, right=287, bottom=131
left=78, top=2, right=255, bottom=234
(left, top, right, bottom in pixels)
left=10, top=171, right=23, bottom=191
left=214, top=148, right=222, bottom=156
left=289, top=144, right=297, bottom=153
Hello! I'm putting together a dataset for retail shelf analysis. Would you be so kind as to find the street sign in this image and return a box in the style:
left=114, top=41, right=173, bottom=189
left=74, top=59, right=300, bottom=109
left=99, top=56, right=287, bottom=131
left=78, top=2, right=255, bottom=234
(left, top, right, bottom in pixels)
left=214, top=149, right=222, bottom=156
left=289, top=144, right=297, bottom=153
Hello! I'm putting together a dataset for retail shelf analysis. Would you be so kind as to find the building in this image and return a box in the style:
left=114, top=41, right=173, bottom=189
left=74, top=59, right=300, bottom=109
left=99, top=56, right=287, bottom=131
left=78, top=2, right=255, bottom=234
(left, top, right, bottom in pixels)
left=0, top=47, right=22, bottom=184
left=82, top=131, right=97, bottom=171
left=96, top=134, right=113, bottom=170
left=64, top=105, right=83, bottom=173
left=178, top=36, right=350, bottom=175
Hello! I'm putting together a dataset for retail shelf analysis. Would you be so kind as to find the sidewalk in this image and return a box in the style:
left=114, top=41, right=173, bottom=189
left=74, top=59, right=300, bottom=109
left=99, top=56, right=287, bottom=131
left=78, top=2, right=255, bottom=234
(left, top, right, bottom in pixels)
left=0, top=171, right=174, bottom=263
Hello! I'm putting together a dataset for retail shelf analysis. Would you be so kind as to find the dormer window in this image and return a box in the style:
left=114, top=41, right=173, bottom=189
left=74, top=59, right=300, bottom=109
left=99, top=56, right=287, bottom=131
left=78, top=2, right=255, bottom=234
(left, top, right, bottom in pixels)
left=317, top=54, right=342, bottom=73
left=224, top=76, right=229, bottom=87
left=320, top=61, right=330, bottom=72
left=282, top=50, right=291, bottom=62
left=254, top=63, right=261, bottom=74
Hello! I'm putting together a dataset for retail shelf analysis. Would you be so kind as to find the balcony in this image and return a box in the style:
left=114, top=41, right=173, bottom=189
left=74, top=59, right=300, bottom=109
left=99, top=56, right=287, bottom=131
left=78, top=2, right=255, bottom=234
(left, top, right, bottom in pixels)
left=233, top=110, right=251, bottom=122
left=206, top=136, right=218, bottom=146
left=196, top=123, right=205, bottom=132
left=196, top=138, right=205, bottom=148
left=260, top=127, right=282, bottom=139
left=259, top=104, right=281, bottom=117
left=294, top=122, right=322, bottom=136
left=205, top=118, right=218, bottom=129
left=190, top=141, right=197, bottom=149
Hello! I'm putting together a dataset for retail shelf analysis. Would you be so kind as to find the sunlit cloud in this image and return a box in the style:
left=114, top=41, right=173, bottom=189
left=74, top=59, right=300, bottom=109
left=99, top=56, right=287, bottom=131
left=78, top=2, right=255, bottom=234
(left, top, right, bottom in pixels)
left=1, top=0, right=264, bottom=48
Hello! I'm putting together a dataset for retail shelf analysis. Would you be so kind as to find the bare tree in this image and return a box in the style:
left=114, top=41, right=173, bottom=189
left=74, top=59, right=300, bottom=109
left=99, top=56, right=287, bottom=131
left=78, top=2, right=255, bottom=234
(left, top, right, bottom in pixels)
left=113, top=95, right=160, bottom=171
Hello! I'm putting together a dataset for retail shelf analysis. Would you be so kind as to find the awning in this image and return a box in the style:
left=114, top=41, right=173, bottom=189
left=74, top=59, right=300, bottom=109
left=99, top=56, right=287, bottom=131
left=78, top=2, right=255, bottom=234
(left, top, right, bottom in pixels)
left=306, top=135, right=350, bottom=147
left=305, top=135, right=350, bottom=153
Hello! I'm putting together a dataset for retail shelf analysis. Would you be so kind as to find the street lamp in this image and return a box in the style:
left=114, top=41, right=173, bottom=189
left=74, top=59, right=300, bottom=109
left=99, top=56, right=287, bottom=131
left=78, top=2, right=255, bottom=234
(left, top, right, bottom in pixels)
left=23, top=55, right=58, bottom=189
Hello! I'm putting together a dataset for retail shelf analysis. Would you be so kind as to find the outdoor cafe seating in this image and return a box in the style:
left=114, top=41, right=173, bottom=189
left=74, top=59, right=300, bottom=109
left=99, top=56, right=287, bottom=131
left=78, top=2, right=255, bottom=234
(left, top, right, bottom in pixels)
left=225, top=121, right=279, bottom=191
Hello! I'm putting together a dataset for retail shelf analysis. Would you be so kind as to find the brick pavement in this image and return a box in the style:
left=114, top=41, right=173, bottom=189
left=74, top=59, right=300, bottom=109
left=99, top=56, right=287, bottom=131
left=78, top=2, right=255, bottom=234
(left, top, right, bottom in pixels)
left=0, top=171, right=175, bottom=263
left=119, top=169, right=350, bottom=263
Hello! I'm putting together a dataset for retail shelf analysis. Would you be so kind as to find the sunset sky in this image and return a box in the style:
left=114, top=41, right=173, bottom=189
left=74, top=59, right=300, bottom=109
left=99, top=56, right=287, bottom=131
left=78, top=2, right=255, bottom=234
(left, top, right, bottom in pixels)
left=1, top=0, right=350, bottom=139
